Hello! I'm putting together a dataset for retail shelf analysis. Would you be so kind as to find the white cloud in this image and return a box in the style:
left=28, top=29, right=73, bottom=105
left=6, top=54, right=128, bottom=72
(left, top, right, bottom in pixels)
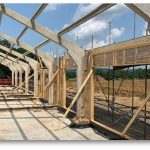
left=69, top=19, right=108, bottom=39
left=68, top=4, right=128, bottom=42
left=85, top=27, right=125, bottom=49
left=44, top=4, right=57, bottom=12
left=98, top=4, right=129, bottom=22
left=62, top=3, right=128, bottom=50
left=73, top=4, right=100, bottom=21
left=85, top=39, right=107, bottom=49
left=111, top=27, right=125, bottom=38
left=106, top=27, right=125, bottom=43
left=73, top=3, right=129, bottom=22
left=61, top=24, right=69, bottom=30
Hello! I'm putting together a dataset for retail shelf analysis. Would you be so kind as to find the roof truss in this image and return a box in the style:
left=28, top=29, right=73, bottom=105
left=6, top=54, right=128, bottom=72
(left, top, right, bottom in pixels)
left=0, top=3, right=150, bottom=66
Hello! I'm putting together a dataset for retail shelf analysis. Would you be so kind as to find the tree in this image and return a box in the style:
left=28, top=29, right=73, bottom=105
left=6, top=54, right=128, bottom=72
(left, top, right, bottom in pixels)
left=0, top=39, right=11, bottom=48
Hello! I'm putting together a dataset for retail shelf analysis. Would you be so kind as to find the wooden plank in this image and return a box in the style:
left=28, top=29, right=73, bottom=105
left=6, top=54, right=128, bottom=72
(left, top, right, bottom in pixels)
left=54, top=69, right=93, bottom=131
left=91, top=36, right=150, bottom=67
left=58, top=57, right=66, bottom=107
left=56, top=71, right=60, bottom=105
left=89, top=56, right=94, bottom=120
left=14, top=74, right=34, bottom=90
left=33, top=69, right=59, bottom=104
left=121, top=94, right=150, bottom=137
left=93, top=44, right=150, bottom=67
left=91, top=120, right=131, bottom=140
left=62, top=58, right=66, bottom=107
left=91, top=35, right=150, bottom=55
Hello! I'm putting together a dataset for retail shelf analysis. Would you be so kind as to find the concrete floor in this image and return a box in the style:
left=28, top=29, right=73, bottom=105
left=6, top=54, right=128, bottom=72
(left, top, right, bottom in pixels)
left=0, top=108, right=107, bottom=140
left=0, top=100, right=41, bottom=108
left=0, top=85, right=107, bottom=140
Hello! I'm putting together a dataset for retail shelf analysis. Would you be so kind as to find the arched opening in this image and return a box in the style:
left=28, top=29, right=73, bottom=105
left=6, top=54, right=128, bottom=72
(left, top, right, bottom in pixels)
left=0, top=64, right=11, bottom=85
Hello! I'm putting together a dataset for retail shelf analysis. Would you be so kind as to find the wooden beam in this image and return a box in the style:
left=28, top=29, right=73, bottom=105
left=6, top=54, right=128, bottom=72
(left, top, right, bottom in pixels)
left=91, top=120, right=131, bottom=139
left=58, top=57, right=66, bottom=107
left=16, top=27, right=28, bottom=41
left=0, top=32, right=53, bottom=62
left=33, top=69, right=59, bottom=104
left=34, top=39, right=50, bottom=49
left=89, top=55, right=94, bottom=120
left=54, top=69, right=93, bottom=131
left=31, top=4, right=48, bottom=21
left=121, top=94, right=150, bottom=137
left=0, top=45, right=37, bottom=63
left=91, top=35, right=150, bottom=55
left=0, top=51, right=30, bottom=68
left=14, top=73, right=34, bottom=90
left=126, top=4, right=150, bottom=22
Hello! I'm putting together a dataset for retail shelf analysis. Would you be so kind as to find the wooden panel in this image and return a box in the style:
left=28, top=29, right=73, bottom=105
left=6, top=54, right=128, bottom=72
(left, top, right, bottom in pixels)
left=91, top=35, right=150, bottom=56
left=115, top=50, right=123, bottom=66
left=93, top=54, right=105, bottom=66
left=93, top=44, right=150, bottom=67
left=105, top=52, right=113, bottom=66
left=136, top=45, right=150, bottom=64
left=124, top=48, right=135, bottom=65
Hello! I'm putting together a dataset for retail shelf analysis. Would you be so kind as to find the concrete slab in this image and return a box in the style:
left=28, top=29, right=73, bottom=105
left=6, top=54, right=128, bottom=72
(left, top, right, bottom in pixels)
left=0, top=103, right=7, bottom=108
left=0, top=119, right=24, bottom=140
left=0, top=108, right=107, bottom=141
left=0, top=111, right=11, bottom=119
left=17, top=118, right=56, bottom=140
left=13, top=110, right=32, bottom=118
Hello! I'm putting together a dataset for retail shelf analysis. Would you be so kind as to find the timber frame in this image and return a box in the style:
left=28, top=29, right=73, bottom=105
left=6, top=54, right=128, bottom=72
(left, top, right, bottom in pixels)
left=0, top=3, right=150, bottom=139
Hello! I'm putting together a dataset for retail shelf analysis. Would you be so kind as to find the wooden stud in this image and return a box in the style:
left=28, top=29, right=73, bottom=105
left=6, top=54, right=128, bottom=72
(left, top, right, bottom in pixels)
left=33, top=69, right=59, bottom=104
left=89, top=55, right=94, bottom=120
left=14, top=73, right=34, bottom=90
left=54, top=69, right=93, bottom=131
left=58, top=58, right=62, bottom=106
left=62, top=57, right=66, bottom=107
left=58, top=57, right=66, bottom=107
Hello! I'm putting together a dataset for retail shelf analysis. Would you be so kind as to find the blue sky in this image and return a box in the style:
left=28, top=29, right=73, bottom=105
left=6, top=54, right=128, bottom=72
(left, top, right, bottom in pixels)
left=0, top=3, right=147, bottom=57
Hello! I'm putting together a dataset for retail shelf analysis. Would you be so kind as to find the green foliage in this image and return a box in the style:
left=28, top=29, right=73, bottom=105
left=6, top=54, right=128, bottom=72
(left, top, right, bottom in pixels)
left=0, top=39, right=11, bottom=48
left=0, top=65, right=11, bottom=78
left=95, top=68, right=150, bottom=80
left=15, top=47, right=27, bottom=54
left=66, top=67, right=150, bottom=81
left=66, top=69, right=76, bottom=80
left=0, top=39, right=37, bottom=78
